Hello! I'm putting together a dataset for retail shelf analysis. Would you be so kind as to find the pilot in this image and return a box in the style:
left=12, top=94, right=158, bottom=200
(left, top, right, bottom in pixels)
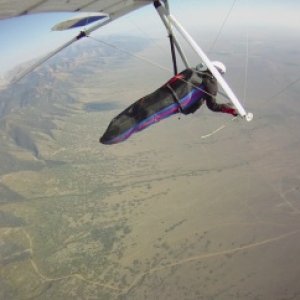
left=179, top=61, right=238, bottom=116
left=100, top=61, right=238, bottom=144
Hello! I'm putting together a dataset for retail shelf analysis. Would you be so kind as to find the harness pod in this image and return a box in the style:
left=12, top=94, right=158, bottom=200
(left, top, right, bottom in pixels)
left=100, top=68, right=205, bottom=144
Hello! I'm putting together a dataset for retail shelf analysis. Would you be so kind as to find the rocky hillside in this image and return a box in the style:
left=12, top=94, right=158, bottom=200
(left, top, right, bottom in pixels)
left=0, top=35, right=149, bottom=175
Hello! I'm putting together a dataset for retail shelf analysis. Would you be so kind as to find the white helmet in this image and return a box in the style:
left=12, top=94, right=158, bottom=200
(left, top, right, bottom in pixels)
left=212, top=61, right=226, bottom=75
left=196, top=62, right=207, bottom=72
left=196, top=61, right=226, bottom=75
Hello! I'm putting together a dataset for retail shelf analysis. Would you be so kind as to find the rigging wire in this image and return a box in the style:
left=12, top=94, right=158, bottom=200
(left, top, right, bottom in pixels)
left=243, top=0, right=250, bottom=105
left=125, top=17, right=170, bottom=57
left=243, top=26, right=249, bottom=104
left=88, top=36, right=217, bottom=99
left=199, top=0, right=241, bottom=138
left=89, top=36, right=172, bottom=73
left=208, top=0, right=238, bottom=53
left=235, top=1, right=250, bottom=127
left=265, top=77, right=300, bottom=103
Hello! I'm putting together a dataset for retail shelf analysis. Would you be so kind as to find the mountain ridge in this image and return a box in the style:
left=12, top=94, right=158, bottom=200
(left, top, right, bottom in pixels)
left=0, top=34, right=150, bottom=172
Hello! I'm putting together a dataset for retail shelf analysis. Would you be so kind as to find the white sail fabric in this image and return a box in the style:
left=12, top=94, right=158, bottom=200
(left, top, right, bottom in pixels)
left=0, top=0, right=152, bottom=24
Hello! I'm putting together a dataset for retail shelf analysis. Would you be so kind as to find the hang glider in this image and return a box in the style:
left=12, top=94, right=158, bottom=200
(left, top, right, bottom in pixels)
left=1, top=0, right=253, bottom=142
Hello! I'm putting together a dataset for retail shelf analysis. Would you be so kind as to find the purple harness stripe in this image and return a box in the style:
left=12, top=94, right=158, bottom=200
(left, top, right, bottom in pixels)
left=107, top=86, right=205, bottom=144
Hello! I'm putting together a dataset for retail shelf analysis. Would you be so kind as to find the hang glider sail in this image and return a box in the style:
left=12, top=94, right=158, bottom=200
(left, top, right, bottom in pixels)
left=0, top=0, right=152, bottom=21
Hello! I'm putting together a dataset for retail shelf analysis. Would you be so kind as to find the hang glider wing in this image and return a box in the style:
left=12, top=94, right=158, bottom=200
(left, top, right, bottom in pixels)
left=0, top=0, right=152, bottom=24
left=4, top=0, right=153, bottom=83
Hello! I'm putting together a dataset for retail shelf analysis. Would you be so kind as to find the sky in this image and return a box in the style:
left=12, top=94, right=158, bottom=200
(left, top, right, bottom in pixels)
left=0, top=0, right=299, bottom=76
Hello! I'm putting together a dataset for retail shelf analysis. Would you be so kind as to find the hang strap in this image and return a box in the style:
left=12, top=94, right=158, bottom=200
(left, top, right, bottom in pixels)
left=166, top=84, right=184, bottom=113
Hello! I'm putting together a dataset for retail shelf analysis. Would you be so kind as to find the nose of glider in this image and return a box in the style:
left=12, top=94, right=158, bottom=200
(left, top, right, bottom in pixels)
left=99, top=135, right=107, bottom=144
left=100, top=117, right=123, bottom=145
left=100, top=126, right=115, bottom=145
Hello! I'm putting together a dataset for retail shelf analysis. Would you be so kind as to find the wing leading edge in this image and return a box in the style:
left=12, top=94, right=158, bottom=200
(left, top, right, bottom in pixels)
left=0, top=0, right=152, bottom=23
left=6, top=0, right=153, bottom=83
